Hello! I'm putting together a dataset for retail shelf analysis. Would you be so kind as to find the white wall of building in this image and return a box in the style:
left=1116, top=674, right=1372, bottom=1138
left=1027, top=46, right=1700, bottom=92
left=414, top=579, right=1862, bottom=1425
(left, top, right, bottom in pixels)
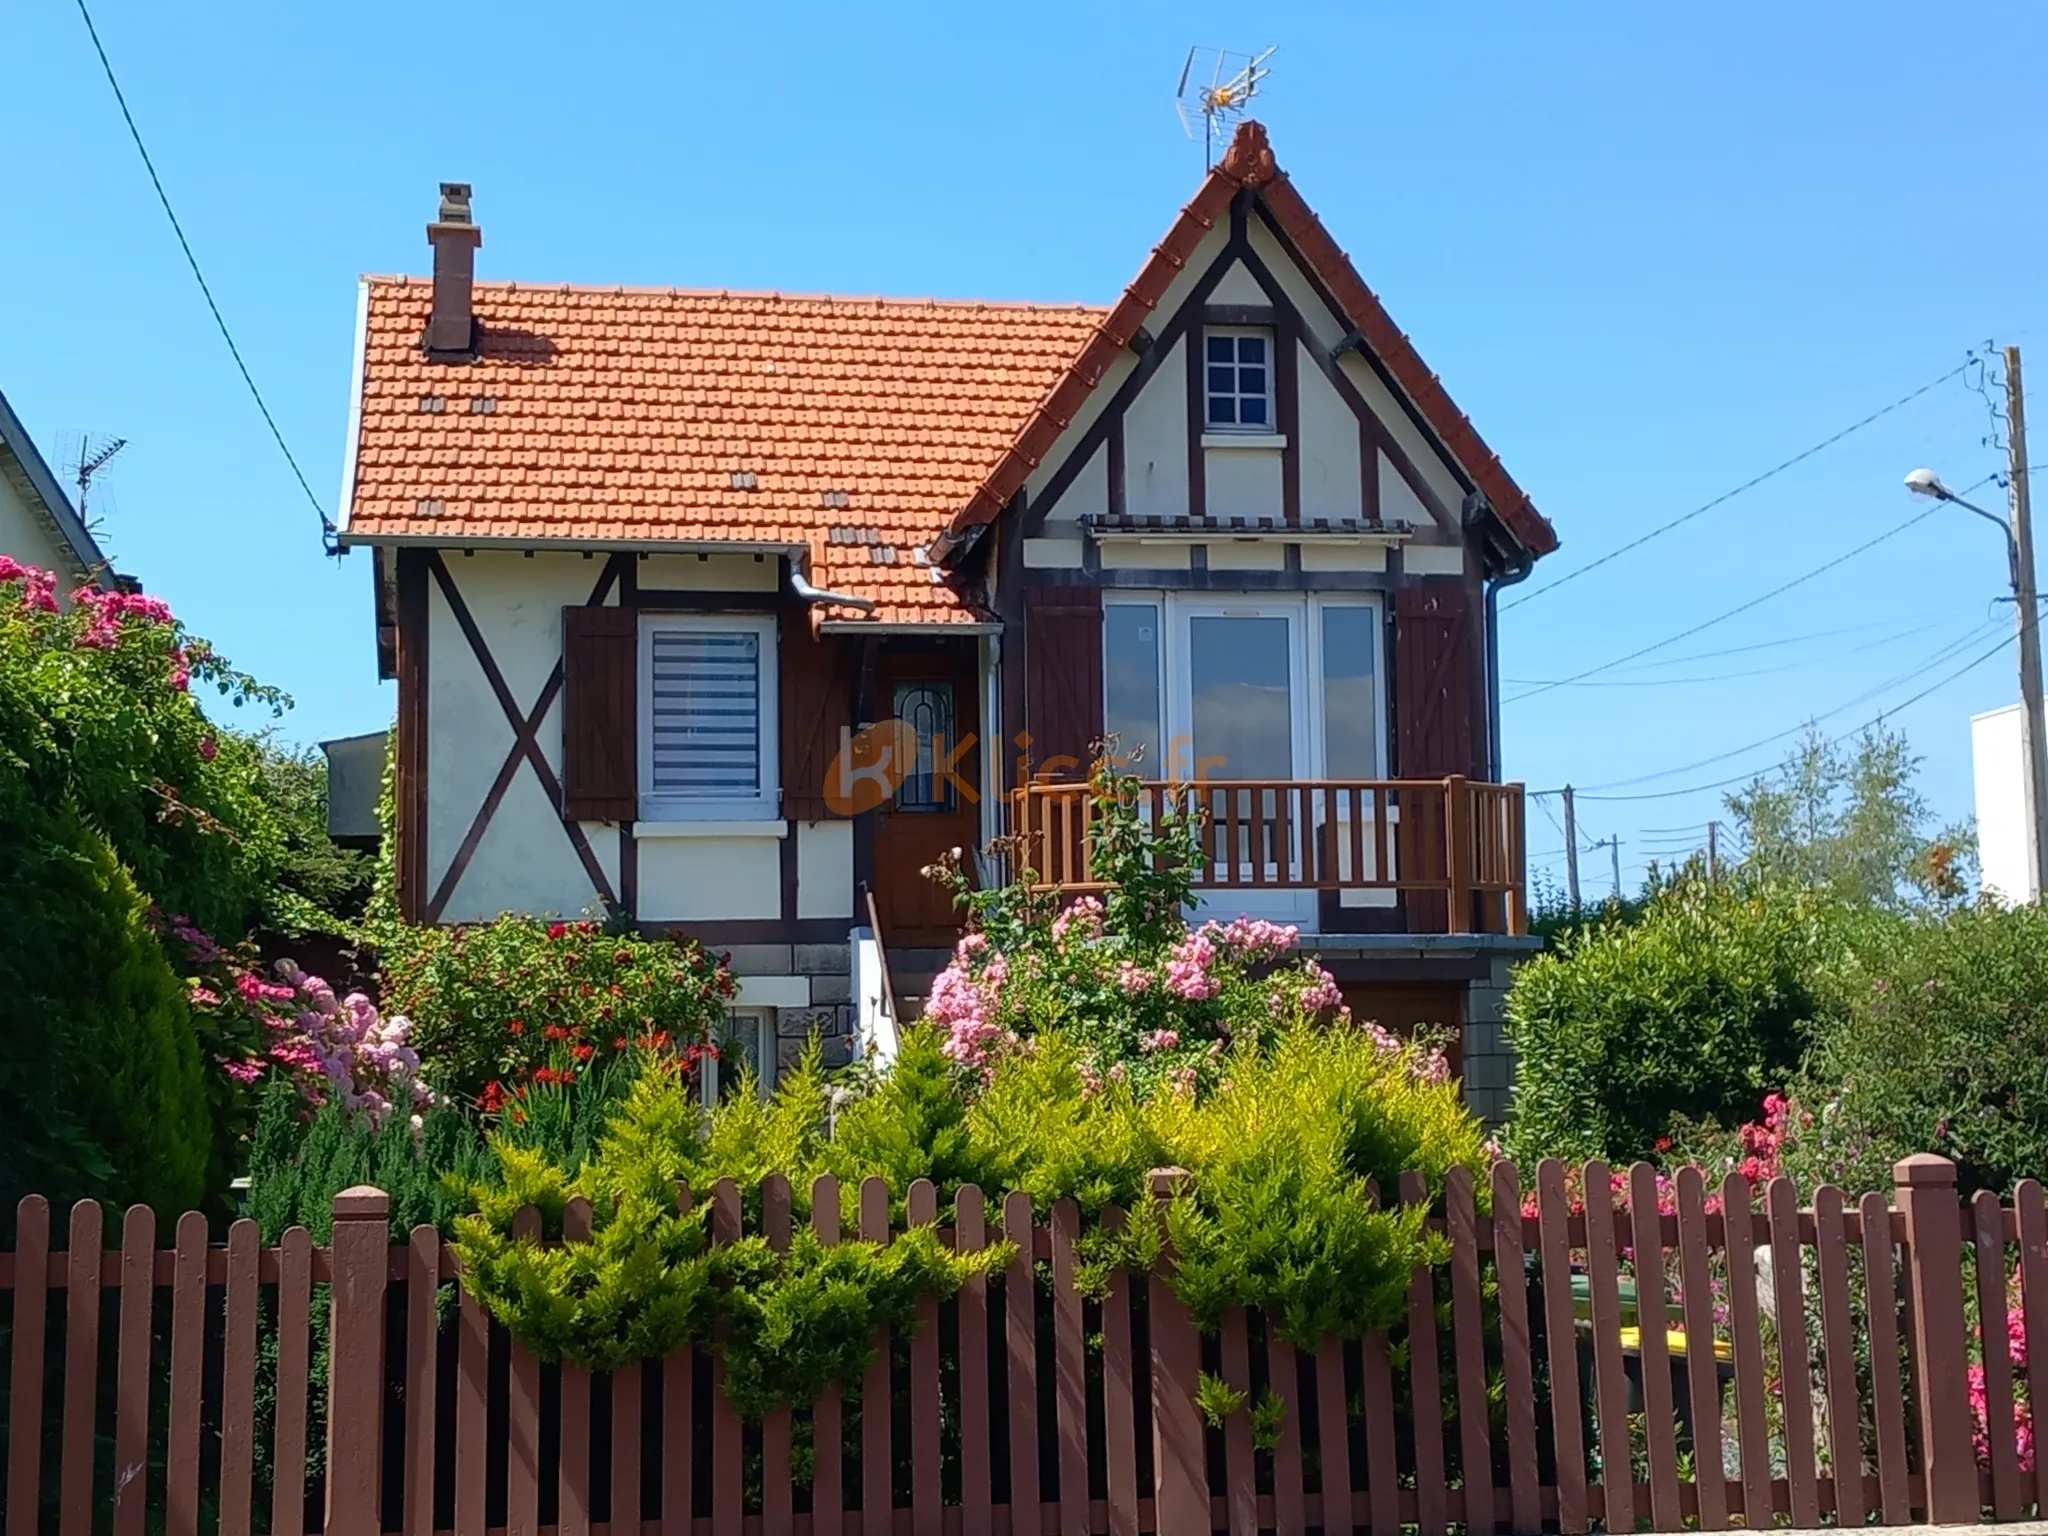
left=0, top=470, right=84, bottom=589
left=1973, top=703, right=2035, bottom=904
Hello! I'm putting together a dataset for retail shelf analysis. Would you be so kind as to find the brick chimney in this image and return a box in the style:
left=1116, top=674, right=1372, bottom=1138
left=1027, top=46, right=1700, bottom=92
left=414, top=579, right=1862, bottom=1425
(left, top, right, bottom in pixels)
left=425, top=182, right=482, bottom=356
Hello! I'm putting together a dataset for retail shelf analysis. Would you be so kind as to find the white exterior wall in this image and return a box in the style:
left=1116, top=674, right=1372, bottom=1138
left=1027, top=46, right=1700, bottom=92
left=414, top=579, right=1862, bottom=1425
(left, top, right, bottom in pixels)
left=1973, top=703, right=2035, bottom=903
left=1297, top=341, right=1362, bottom=523
left=1124, top=337, right=1191, bottom=521
left=0, top=471, right=87, bottom=590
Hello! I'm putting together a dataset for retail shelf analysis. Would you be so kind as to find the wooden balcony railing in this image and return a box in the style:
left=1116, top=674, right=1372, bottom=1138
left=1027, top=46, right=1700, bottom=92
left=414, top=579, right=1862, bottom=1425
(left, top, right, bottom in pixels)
left=1008, top=776, right=1527, bottom=936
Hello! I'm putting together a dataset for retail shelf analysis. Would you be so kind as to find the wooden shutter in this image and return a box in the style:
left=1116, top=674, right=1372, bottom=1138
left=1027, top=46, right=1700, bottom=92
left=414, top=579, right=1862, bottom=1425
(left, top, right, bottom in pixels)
left=780, top=604, right=852, bottom=819
left=1024, top=586, right=1104, bottom=781
left=561, top=605, right=637, bottom=822
left=1393, top=585, right=1475, bottom=777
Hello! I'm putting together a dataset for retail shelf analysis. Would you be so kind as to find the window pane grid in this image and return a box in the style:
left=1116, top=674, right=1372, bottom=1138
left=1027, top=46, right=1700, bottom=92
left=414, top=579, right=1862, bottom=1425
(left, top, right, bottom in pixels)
left=1204, top=331, right=1271, bottom=429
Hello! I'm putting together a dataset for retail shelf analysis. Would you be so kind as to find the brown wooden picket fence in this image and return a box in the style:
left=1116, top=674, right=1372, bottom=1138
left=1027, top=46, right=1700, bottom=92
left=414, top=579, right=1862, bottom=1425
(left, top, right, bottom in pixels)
left=2, top=1153, right=2042, bottom=1535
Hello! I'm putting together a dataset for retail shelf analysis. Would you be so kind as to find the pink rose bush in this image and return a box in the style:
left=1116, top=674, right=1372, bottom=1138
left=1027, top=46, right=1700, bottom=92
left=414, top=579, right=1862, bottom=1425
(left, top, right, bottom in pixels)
left=923, top=764, right=1455, bottom=1099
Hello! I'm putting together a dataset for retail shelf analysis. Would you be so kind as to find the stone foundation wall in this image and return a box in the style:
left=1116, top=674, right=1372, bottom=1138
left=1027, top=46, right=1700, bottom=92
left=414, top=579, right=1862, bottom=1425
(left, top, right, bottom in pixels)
left=1459, top=954, right=1519, bottom=1126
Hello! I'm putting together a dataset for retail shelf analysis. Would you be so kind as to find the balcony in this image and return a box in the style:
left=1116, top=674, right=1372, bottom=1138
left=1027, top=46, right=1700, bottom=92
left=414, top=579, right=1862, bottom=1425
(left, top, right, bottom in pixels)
left=1008, top=777, right=1527, bottom=936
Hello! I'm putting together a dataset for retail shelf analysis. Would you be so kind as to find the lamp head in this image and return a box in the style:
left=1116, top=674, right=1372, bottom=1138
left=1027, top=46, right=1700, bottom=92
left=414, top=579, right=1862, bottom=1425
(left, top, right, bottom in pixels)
left=1904, top=467, right=1952, bottom=501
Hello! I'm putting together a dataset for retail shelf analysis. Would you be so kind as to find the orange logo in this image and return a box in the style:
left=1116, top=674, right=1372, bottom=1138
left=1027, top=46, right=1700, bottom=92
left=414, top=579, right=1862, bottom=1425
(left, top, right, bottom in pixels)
left=825, top=720, right=924, bottom=815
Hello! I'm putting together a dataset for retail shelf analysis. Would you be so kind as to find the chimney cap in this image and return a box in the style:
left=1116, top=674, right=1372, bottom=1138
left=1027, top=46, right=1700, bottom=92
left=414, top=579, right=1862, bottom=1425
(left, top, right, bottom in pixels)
left=437, top=182, right=473, bottom=225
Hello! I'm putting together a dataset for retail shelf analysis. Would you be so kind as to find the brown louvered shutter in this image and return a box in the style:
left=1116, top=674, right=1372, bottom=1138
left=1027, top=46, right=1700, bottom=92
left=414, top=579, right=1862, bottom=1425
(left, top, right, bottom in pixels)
left=1394, top=584, right=1475, bottom=931
left=561, top=605, right=637, bottom=822
left=1024, top=586, right=1104, bottom=781
left=780, top=605, right=851, bottom=819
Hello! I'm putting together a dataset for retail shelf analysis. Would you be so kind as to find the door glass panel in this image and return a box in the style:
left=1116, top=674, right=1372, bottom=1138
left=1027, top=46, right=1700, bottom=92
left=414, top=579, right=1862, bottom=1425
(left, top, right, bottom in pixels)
left=1104, top=604, right=1162, bottom=774
left=891, top=681, right=955, bottom=812
left=1321, top=605, right=1379, bottom=778
left=1189, top=615, right=1293, bottom=871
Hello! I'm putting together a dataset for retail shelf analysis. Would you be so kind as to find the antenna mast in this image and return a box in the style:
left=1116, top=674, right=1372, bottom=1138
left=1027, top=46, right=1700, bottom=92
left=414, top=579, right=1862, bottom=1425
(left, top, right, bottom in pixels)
left=1176, top=46, right=1276, bottom=166
left=70, top=435, right=128, bottom=520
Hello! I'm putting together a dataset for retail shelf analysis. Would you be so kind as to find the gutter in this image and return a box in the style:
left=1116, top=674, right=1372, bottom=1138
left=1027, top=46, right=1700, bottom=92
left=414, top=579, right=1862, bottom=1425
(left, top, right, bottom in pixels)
left=788, top=567, right=876, bottom=613
left=1482, top=534, right=1537, bottom=784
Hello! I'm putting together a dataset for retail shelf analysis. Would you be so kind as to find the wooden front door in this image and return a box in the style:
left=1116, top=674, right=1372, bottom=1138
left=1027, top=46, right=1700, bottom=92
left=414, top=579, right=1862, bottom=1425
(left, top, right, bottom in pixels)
left=874, top=649, right=980, bottom=945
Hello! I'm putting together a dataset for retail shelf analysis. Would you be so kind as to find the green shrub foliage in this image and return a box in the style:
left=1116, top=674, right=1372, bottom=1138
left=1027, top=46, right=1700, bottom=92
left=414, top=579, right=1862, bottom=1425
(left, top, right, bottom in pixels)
left=0, top=799, right=211, bottom=1223
left=1504, top=873, right=1833, bottom=1166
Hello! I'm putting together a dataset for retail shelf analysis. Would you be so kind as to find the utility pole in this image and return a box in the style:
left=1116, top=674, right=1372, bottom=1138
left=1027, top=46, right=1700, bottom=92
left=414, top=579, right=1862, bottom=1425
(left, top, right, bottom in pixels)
left=1707, top=820, right=1720, bottom=879
left=1561, top=785, right=1581, bottom=910
left=1609, top=835, right=1623, bottom=900
left=2005, top=345, right=2048, bottom=902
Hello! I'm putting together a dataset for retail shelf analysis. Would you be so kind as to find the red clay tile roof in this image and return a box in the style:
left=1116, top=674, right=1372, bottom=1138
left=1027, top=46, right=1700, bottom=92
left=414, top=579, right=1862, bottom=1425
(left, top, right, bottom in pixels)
left=946, top=120, right=1556, bottom=559
left=342, top=283, right=1106, bottom=621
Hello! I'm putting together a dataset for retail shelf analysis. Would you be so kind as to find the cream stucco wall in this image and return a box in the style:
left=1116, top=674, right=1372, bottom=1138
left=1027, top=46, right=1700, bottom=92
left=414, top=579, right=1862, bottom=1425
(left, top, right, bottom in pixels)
left=0, top=472, right=85, bottom=589
left=1297, top=342, right=1362, bottom=522
left=1124, top=338, right=1190, bottom=520
left=636, top=833, right=782, bottom=923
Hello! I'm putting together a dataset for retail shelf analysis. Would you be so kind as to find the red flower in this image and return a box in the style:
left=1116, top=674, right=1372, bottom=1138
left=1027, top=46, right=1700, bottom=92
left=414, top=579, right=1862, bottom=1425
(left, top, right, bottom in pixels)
left=1654, top=1136, right=1673, bottom=1153
left=479, top=1081, right=506, bottom=1112
left=572, top=1043, right=594, bottom=1062
left=543, top=1025, right=569, bottom=1041
left=508, top=1020, right=524, bottom=1035
left=546, top=922, right=567, bottom=940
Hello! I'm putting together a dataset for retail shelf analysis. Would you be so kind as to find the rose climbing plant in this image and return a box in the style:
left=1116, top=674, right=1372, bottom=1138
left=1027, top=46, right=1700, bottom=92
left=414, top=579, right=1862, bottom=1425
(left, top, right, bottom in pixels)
left=923, top=759, right=1451, bottom=1096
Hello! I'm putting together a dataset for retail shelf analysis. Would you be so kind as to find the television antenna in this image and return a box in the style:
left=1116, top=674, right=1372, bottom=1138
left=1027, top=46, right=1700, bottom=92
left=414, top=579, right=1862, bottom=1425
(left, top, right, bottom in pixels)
left=61, top=432, right=128, bottom=523
left=1175, top=46, right=1276, bottom=166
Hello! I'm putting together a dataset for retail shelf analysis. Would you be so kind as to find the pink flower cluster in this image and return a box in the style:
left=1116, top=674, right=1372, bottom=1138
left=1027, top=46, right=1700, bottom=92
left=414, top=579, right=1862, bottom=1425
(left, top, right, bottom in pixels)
left=0, top=555, right=58, bottom=613
left=71, top=587, right=172, bottom=649
left=266, top=961, right=433, bottom=1129
left=1050, top=896, right=1104, bottom=942
left=1138, top=1028, right=1180, bottom=1053
left=1297, top=964, right=1342, bottom=1015
left=927, top=940, right=1013, bottom=1069
left=1969, top=1299, right=2035, bottom=1473
left=1734, top=1092, right=1793, bottom=1186
left=1164, top=932, right=1220, bottom=1000
left=1199, top=916, right=1299, bottom=960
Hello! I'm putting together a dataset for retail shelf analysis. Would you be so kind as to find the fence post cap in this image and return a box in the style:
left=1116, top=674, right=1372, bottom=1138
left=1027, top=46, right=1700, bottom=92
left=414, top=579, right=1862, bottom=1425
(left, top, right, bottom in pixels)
left=331, top=1185, right=392, bottom=1219
left=1148, top=1166, right=1191, bottom=1198
left=1893, top=1153, right=1958, bottom=1188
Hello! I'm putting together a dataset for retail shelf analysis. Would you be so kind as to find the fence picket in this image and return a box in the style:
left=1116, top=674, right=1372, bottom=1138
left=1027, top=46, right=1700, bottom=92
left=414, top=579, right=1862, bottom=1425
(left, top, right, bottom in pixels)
left=1489, top=1162, right=1541, bottom=1536
left=810, top=1177, right=843, bottom=1536
left=1580, top=1160, right=1633, bottom=1535
left=1359, top=1329, right=1401, bottom=1536
left=954, top=1186, right=994, bottom=1536
left=1857, top=1189, right=1912, bottom=1524
left=1445, top=1166, right=1494, bottom=1536
left=1534, top=1160, right=1587, bottom=1536
left=1812, top=1187, right=1867, bottom=1528
left=274, top=1226, right=312, bottom=1536
left=1267, top=1320, right=1306, bottom=1536
left=1627, top=1163, right=1682, bottom=1532
left=560, top=1198, right=595, bottom=1536
left=1399, top=1169, right=1448, bottom=1536
left=7, top=1197, right=51, bottom=1536
left=507, top=1205, right=543, bottom=1536
left=112, top=1205, right=156, bottom=1536
left=58, top=1200, right=103, bottom=1536
left=167, top=1210, right=207, bottom=1536
left=1673, top=1168, right=1727, bottom=1531
left=1219, top=1306, right=1258, bottom=1536
left=661, top=1186, right=696, bottom=1536
left=763, top=1174, right=796, bottom=1536
left=1763, top=1177, right=1821, bottom=1526
left=1003, top=1190, right=1041, bottom=1534
left=1314, top=1336, right=1356, bottom=1536
left=1972, top=1188, right=2023, bottom=1521
left=1051, top=1198, right=1090, bottom=1536
left=860, top=1177, right=893, bottom=1536
left=907, top=1179, right=943, bottom=1536
left=221, top=1219, right=260, bottom=1536
left=1720, top=1175, right=1774, bottom=1528
left=711, top=1180, right=745, bottom=1536
left=612, top=1361, right=643, bottom=1536
left=404, top=1222, right=439, bottom=1536
left=1099, top=1209, right=1140, bottom=1536
left=454, top=1247, right=489, bottom=1536
left=2016, top=1179, right=2048, bottom=1516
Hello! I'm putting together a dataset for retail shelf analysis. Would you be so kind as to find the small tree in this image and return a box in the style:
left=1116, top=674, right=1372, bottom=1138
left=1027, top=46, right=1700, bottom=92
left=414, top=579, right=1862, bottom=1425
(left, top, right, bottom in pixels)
left=1726, top=723, right=1974, bottom=908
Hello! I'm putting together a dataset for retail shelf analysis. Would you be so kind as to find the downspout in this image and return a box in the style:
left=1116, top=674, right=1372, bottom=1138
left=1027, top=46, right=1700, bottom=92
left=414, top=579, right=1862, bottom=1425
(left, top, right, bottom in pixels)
left=789, top=568, right=876, bottom=612
left=1484, top=549, right=1536, bottom=783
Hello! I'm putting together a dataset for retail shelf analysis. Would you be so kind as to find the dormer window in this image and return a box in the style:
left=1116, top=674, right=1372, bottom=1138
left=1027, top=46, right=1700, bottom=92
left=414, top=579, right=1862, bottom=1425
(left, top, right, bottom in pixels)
left=1204, top=329, right=1271, bottom=430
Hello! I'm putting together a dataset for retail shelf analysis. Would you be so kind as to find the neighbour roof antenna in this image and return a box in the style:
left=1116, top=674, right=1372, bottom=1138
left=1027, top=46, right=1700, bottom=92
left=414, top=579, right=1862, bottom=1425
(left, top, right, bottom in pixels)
left=1175, top=46, right=1276, bottom=167
left=63, top=433, right=128, bottom=523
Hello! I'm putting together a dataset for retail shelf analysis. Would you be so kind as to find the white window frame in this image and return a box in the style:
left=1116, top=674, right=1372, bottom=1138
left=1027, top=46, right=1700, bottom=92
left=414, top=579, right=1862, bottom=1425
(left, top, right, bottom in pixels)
left=637, top=613, right=779, bottom=823
left=1202, top=327, right=1275, bottom=433
left=1102, top=592, right=1387, bottom=781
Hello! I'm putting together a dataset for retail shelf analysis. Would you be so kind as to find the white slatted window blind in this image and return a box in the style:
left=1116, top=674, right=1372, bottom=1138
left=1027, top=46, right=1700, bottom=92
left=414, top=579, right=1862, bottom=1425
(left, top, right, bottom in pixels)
left=638, top=615, right=778, bottom=819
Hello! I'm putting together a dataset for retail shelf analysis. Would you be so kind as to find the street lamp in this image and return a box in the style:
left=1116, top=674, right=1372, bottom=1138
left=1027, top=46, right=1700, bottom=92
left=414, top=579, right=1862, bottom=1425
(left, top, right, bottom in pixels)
left=1906, top=463, right=2048, bottom=900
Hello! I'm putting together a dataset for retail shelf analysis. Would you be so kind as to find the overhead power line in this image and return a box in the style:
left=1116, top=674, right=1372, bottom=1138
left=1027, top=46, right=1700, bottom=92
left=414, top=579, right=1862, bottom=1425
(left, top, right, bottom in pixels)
left=1504, top=614, right=1959, bottom=689
left=72, top=0, right=336, bottom=547
left=1575, top=629, right=2017, bottom=803
left=1503, top=360, right=1971, bottom=612
left=1505, top=505, right=1941, bottom=705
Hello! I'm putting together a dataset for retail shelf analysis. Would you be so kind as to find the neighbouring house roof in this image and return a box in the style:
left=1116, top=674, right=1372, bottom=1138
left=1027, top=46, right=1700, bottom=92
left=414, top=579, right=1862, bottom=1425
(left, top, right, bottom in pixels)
left=0, top=387, right=117, bottom=591
left=943, top=120, right=1557, bottom=561
left=340, top=283, right=1105, bottom=622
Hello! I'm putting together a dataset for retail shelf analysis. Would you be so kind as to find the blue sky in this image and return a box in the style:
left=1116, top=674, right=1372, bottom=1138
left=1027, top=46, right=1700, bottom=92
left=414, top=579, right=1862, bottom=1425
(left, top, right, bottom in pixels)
left=5, top=0, right=2044, bottom=892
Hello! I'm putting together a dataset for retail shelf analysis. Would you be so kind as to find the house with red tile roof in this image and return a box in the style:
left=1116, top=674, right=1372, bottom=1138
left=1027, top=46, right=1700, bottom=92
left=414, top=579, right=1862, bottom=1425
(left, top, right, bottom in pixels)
left=338, top=125, right=1556, bottom=1113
